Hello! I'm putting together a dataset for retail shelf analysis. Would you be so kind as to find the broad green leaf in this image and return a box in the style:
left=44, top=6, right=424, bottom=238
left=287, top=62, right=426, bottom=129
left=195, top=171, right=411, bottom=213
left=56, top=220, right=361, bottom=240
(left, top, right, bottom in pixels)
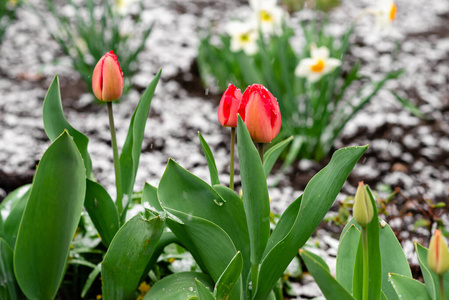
left=144, top=272, right=214, bottom=300
left=42, top=75, right=92, bottom=177
left=120, top=70, right=161, bottom=204
left=142, top=182, right=163, bottom=213
left=2, top=186, right=31, bottom=249
left=342, top=216, right=412, bottom=299
left=389, top=273, right=431, bottom=300
left=416, top=243, right=449, bottom=300
left=0, top=239, right=21, bottom=300
left=0, top=185, right=30, bottom=212
left=253, top=145, right=367, bottom=300
left=84, top=179, right=120, bottom=247
left=263, top=136, right=293, bottom=176
left=101, top=215, right=164, bottom=300
left=158, top=159, right=250, bottom=280
left=195, top=279, right=215, bottom=300
left=378, top=218, right=412, bottom=300
left=352, top=186, right=382, bottom=300
left=236, top=116, right=270, bottom=266
left=336, top=225, right=361, bottom=293
left=14, top=131, right=86, bottom=300
left=215, top=251, right=243, bottom=300
left=81, top=263, right=101, bottom=298
left=198, top=132, right=220, bottom=186
left=300, top=250, right=355, bottom=300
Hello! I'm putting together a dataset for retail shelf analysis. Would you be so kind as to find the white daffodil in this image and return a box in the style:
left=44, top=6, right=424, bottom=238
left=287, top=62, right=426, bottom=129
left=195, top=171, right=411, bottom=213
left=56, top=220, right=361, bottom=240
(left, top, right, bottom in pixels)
left=295, top=45, right=341, bottom=83
left=249, top=0, right=285, bottom=35
left=374, top=0, right=397, bottom=29
left=115, top=0, right=135, bottom=15
left=226, top=20, right=259, bottom=55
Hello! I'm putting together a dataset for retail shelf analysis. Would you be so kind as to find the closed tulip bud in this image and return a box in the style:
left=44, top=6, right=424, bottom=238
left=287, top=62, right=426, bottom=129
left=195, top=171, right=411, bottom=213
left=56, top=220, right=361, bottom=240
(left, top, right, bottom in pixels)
left=92, top=50, right=124, bottom=101
left=428, top=230, right=449, bottom=275
left=218, top=84, right=243, bottom=128
left=238, top=84, right=281, bottom=143
left=353, top=181, right=374, bottom=227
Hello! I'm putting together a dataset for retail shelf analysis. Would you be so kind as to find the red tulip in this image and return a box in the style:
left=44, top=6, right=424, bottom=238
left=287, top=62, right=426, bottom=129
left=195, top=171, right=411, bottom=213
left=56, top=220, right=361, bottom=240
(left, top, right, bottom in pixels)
left=92, top=50, right=124, bottom=101
left=218, top=84, right=243, bottom=128
left=238, top=84, right=281, bottom=143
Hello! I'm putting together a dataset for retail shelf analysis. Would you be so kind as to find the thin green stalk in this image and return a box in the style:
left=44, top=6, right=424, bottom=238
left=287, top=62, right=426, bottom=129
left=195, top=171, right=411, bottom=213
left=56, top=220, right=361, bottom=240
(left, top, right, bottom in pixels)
left=107, top=102, right=123, bottom=215
left=362, top=226, right=369, bottom=300
left=439, top=275, right=444, bottom=300
left=258, top=143, right=264, bottom=163
left=230, top=127, right=235, bottom=190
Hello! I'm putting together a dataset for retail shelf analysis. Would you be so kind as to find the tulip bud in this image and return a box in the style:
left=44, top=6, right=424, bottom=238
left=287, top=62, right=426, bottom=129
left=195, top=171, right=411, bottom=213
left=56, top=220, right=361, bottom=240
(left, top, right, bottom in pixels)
left=238, top=84, right=281, bottom=143
left=218, top=84, right=243, bottom=128
left=353, top=182, right=374, bottom=227
left=92, top=50, right=124, bottom=101
left=428, top=230, right=449, bottom=275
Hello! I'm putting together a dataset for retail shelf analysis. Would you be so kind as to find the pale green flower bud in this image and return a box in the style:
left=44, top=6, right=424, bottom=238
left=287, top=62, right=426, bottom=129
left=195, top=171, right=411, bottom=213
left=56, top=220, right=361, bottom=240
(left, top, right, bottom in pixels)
left=353, top=182, right=374, bottom=227
left=428, top=229, right=449, bottom=275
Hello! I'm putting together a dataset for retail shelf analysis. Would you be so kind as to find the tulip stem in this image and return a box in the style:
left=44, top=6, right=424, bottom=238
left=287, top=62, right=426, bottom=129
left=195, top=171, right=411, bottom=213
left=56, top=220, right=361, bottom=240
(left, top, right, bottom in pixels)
left=230, top=128, right=235, bottom=190
left=439, top=275, right=444, bottom=300
left=362, top=226, right=369, bottom=300
left=258, top=143, right=264, bottom=163
left=107, top=102, right=123, bottom=216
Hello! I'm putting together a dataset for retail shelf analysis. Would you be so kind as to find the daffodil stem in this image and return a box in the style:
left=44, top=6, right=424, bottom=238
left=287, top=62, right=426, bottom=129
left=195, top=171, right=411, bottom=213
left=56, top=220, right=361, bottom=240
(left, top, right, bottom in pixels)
left=258, top=143, right=264, bottom=164
left=230, top=127, right=235, bottom=190
left=362, top=226, right=369, bottom=300
left=439, top=275, right=444, bottom=300
left=107, top=102, right=123, bottom=216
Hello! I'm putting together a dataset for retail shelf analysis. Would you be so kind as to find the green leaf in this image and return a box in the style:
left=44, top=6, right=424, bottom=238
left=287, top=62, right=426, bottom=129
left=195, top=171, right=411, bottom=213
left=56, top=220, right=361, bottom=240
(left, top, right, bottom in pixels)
left=14, top=131, right=86, bottom=300
left=389, top=273, right=431, bottom=300
left=215, top=251, right=243, bottom=300
left=263, top=136, right=293, bottom=176
left=158, top=159, right=250, bottom=281
left=195, top=279, right=215, bottom=300
left=141, top=181, right=164, bottom=212
left=144, top=272, right=214, bottom=300
left=120, top=70, right=161, bottom=204
left=300, top=250, right=355, bottom=300
left=84, top=179, right=120, bottom=247
left=42, top=75, right=92, bottom=177
left=2, top=186, right=31, bottom=249
left=342, top=214, right=412, bottom=299
left=392, top=91, right=428, bottom=120
left=101, top=214, right=164, bottom=300
left=236, top=116, right=270, bottom=266
left=352, top=186, right=382, bottom=300
left=253, top=145, right=367, bottom=300
left=336, top=225, right=361, bottom=293
left=378, top=218, right=412, bottom=300
left=198, top=132, right=220, bottom=186
left=0, top=239, right=22, bottom=300
left=416, top=243, right=449, bottom=300
left=81, top=263, right=101, bottom=298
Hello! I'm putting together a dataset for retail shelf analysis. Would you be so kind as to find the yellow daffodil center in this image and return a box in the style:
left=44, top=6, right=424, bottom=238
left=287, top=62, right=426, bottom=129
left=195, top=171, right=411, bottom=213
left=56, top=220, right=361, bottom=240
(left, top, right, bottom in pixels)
left=260, top=10, right=273, bottom=22
left=389, top=3, right=397, bottom=21
left=311, top=59, right=325, bottom=73
left=239, top=33, right=250, bottom=43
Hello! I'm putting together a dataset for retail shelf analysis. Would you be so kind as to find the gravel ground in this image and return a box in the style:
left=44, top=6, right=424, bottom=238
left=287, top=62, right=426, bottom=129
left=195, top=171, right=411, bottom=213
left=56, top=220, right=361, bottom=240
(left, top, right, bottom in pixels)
left=0, top=0, right=448, bottom=298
